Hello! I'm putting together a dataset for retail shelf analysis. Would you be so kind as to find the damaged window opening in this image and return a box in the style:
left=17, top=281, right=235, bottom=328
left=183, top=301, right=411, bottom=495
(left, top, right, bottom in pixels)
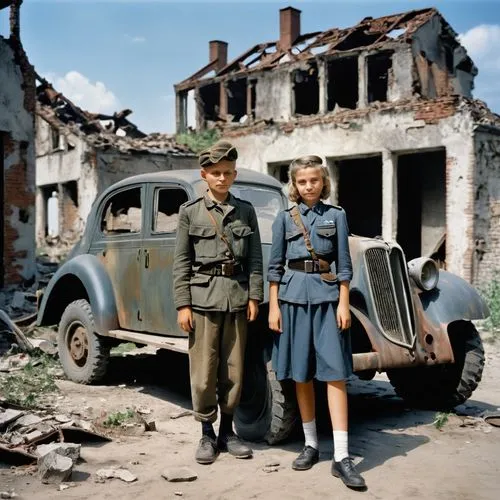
left=367, top=51, right=393, bottom=103
left=64, top=180, right=78, bottom=208
left=227, top=78, right=247, bottom=123
left=199, top=82, right=221, bottom=122
left=51, top=126, right=61, bottom=150
left=41, top=184, right=58, bottom=238
left=101, top=187, right=142, bottom=235
left=268, top=162, right=290, bottom=184
left=249, top=80, right=256, bottom=119
left=153, top=188, right=188, bottom=234
left=293, top=63, right=319, bottom=116
left=327, top=57, right=358, bottom=111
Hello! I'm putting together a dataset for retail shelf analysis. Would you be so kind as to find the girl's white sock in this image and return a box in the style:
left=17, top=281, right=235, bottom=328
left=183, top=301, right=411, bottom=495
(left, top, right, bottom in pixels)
left=302, top=419, right=318, bottom=450
left=333, top=430, right=349, bottom=462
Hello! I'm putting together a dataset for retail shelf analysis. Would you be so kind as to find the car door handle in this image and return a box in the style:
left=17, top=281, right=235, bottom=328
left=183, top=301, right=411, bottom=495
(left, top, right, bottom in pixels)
left=145, top=250, right=150, bottom=269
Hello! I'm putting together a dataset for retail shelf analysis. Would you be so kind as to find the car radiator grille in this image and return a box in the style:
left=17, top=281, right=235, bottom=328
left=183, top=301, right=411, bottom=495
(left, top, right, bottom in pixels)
left=365, top=247, right=414, bottom=346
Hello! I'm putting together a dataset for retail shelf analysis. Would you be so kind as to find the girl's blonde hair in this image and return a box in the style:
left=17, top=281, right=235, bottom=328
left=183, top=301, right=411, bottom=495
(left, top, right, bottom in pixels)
left=287, top=155, right=331, bottom=203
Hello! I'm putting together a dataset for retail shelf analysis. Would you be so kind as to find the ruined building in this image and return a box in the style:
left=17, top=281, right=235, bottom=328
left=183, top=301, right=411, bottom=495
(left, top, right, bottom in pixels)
left=0, top=0, right=36, bottom=288
left=175, top=6, right=500, bottom=286
left=36, top=79, right=197, bottom=254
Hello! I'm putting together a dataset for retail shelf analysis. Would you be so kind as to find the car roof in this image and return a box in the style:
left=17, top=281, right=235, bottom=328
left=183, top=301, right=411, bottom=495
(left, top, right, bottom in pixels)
left=106, top=168, right=284, bottom=192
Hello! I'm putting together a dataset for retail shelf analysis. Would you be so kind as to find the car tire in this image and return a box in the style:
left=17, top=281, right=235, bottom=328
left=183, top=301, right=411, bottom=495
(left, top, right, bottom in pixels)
left=58, top=299, right=110, bottom=384
left=387, top=321, right=484, bottom=409
left=234, top=324, right=298, bottom=444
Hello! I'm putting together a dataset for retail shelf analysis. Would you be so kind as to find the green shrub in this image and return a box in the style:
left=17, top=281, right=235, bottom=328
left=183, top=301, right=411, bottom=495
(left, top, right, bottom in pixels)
left=176, top=128, right=221, bottom=154
left=481, top=271, right=500, bottom=333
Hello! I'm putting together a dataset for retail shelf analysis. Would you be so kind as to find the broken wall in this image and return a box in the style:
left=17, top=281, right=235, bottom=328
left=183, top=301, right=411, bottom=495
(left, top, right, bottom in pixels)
left=0, top=37, right=36, bottom=287
left=228, top=102, right=478, bottom=281
left=255, top=70, right=292, bottom=122
left=473, top=130, right=500, bottom=286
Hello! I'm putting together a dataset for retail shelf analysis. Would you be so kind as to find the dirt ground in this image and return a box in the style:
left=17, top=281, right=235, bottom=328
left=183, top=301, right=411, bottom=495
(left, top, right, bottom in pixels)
left=1, top=333, right=499, bottom=500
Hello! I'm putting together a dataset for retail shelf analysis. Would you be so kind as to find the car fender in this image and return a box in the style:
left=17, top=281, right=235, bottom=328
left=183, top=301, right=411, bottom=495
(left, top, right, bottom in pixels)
left=37, top=254, right=119, bottom=334
left=418, top=270, right=490, bottom=328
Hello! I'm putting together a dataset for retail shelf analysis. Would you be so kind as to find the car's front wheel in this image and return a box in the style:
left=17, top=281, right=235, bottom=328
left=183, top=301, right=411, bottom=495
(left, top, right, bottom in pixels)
left=387, top=320, right=485, bottom=409
left=58, top=299, right=110, bottom=384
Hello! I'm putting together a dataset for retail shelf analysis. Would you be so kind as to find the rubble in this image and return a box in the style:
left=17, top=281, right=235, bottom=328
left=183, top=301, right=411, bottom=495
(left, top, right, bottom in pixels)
left=95, top=467, right=137, bottom=483
left=161, top=467, right=198, bottom=482
left=37, top=450, right=73, bottom=484
left=35, top=443, right=81, bottom=464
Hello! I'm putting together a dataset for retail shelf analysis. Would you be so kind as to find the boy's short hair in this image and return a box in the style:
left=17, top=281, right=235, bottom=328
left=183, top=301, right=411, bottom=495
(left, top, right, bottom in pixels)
left=198, top=140, right=238, bottom=168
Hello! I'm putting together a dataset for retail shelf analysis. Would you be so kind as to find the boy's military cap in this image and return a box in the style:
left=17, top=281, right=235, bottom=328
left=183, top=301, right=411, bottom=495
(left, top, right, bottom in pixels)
left=198, top=140, right=238, bottom=168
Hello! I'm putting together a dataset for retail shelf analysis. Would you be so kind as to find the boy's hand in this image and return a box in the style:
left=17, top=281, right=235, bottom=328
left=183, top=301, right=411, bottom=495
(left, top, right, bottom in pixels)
left=336, top=302, right=351, bottom=331
left=268, top=305, right=282, bottom=333
left=177, top=306, right=194, bottom=333
left=247, top=299, right=259, bottom=322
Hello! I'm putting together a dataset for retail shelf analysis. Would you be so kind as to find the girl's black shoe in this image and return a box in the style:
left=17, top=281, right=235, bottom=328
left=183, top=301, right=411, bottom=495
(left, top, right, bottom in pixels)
left=331, top=457, right=366, bottom=489
left=292, top=446, right=319, bottom=470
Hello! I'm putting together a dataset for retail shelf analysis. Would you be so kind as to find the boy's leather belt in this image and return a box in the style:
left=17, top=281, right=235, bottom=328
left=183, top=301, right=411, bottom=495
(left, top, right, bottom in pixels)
left=198, top=262, right=243, bottom=277
left=288, top=259, right=331, bottom=273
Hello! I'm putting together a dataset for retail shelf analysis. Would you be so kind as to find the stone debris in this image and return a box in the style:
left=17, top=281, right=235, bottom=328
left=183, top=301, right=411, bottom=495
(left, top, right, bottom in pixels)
left=58, top=483, right=76, bottom=491
left=0, top=491, right=17, bottom=499
left=264, top=457, right=280, bottom=467
left=13, top=413, right=43, bottom=428
left=36, top=443, right=81, bottom=465
left=37, top=450, right=73, bottom=484
left=96, top=467, right=137, bottom=483
left=161, top=467, right=198, bottom=482
left=174, top=492, right=183, bottom=497
left=0, top=353, right=31, bottom=372
left=29, top=338, right=58, bottom=356
left=0, top=409, right=24, bottom=429
left=262, top=466, right=280, bottom=473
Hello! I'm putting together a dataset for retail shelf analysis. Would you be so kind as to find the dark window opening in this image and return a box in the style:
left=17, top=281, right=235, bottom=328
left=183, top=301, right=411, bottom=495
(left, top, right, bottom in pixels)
left=268, top=162, right=290, bottom=184
left=199, top=82, right=220, bottom=122
left=227, top=78, right=247, bottom=123
left=64, top=181, right=78, bottom=207
left=444, top=45, right=454, bottom=73
left=327, top=57, right=358, bottom=111
left=101, top=187, right=142, bottom=235
left=249, top=80, right=257, bottom=119
left=337, top=156, right=382, bottom=237
left=397, top=149, right=446, bottom=261
left=293, top=63, right=319, bottom=115
left=51, top=126, right=60, bottom=150
left=41, top=184, right=58, bottom=237
left=153, top=188, right=188, bottom=233
left=367, top=51, right=392, bottom=103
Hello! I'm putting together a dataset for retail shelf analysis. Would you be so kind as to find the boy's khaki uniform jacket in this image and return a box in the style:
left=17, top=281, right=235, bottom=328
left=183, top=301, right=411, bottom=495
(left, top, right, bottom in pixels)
left=173, top=193, right=264, bottom=312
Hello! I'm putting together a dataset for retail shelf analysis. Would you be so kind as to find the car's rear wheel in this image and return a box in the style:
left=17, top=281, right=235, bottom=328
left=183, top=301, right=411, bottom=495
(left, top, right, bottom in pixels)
left=58, top=299, right=110, bottom=384
left=235, top=321, right=298, bottom=444
left=387, top=321, right=484, bottom=409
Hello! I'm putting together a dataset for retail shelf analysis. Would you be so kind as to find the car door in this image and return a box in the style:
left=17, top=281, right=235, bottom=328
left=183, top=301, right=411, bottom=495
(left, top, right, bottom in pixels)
left=90, top=184, right=144, bottom=331
left=140, top=183, right=190, bottom=336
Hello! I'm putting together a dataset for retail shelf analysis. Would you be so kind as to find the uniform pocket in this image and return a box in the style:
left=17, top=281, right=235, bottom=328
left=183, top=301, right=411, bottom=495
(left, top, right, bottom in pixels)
left=190, top=274, right=212, bottom=286
left=189, top=225, right=217, bottom=258
left=285, top=229, right=302, bottom=241
left=316, top=225, right=336, bottom=238
left=230, top=224, right=253, bottom=257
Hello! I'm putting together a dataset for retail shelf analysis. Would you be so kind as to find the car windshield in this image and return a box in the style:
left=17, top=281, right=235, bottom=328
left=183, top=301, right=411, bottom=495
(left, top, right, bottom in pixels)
left=229, top=184, right=284, bottom=243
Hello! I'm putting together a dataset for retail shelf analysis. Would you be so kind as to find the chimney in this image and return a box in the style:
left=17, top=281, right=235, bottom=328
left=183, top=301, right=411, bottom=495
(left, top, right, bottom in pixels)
left=279, top=6, right=301, bottom=50
left=9, top=0, right=22, bottom=42
left=209, top=40, right=228, bottom=71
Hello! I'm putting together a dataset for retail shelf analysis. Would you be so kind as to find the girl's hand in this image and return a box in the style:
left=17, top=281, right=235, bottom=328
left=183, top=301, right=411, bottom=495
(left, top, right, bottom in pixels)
left=269, top=305, right=282, bottom=333
left=336, top=302, right=351, bottom=331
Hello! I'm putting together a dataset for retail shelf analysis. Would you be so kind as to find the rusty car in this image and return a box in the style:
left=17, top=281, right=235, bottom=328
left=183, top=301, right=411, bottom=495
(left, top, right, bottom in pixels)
left=36, top=169, right=490, bottom=443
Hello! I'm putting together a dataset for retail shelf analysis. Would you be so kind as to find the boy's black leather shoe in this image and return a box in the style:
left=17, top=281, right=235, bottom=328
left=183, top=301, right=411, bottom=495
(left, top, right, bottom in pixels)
left=292, top=446, right=319, bottom=470
left=331, top=457, right=366, bottom=489
left=217, top=435, right=253, bottom=459
left=195, top=435, right=219, bottom=464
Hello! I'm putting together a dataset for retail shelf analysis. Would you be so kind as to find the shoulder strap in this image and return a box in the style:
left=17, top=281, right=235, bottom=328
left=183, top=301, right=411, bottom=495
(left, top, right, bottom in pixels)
left=205, top=206, right=236, bottom=261
left=290, top=206, right=318, bottom=261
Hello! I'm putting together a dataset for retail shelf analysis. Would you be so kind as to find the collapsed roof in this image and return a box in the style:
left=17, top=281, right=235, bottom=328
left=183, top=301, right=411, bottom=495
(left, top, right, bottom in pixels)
left=36, top=76, right=194, bottom=156
left=177, top=7, right=474, bottom=90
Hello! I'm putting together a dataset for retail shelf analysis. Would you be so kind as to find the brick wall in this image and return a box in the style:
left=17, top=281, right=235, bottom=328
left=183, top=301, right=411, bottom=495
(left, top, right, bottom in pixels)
left=473, top=131, right=500, bottom=287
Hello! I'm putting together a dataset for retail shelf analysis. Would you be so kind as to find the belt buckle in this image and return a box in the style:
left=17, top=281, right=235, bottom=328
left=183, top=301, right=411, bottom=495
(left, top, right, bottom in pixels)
left=221, top=262, right=234, bottom=276
left=304, top=260, right=314, bottom=273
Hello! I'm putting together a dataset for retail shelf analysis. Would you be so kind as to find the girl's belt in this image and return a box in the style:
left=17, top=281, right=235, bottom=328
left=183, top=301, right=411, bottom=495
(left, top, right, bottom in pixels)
left=288, top=259, right=331, bottom=273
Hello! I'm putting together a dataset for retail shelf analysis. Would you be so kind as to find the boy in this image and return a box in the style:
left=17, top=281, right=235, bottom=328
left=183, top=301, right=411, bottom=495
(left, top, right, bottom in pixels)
left=173, top=140, right=263, bottom=464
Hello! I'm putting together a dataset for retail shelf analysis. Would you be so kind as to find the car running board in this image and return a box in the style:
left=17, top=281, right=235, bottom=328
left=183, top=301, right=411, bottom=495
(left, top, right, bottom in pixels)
left=106, top=329, right=189, bottom=354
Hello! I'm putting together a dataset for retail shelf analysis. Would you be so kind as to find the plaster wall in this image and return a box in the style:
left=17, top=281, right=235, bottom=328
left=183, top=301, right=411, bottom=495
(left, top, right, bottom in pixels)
left=0, top=38, right=36, bottom=285
left=229, top=107, right=476, bottom=280
left=255, top=70, right=292, bottom=121
left=388, top=47, right=414, bottom=101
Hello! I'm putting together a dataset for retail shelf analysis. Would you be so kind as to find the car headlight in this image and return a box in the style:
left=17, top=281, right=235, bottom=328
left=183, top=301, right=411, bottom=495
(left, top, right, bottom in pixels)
left=407, top=257, right=439, bottom=291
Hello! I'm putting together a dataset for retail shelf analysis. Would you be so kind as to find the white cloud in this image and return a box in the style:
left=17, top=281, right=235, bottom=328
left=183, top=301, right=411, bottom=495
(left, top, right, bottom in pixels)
left=124, top=34, right=146, bottom=44
left=459, top=24, right=500, bottom=71
left=45, top=71, right=120, bottom=114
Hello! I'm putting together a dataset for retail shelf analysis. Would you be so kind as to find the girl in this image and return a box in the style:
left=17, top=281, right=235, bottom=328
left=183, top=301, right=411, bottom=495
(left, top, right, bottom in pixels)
left=267, top=155, right=365, bottom=489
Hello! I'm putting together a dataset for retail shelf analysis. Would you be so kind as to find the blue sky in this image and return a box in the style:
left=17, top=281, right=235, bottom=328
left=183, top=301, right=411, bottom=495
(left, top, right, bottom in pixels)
left=2, top=0, right=500, bottom=133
